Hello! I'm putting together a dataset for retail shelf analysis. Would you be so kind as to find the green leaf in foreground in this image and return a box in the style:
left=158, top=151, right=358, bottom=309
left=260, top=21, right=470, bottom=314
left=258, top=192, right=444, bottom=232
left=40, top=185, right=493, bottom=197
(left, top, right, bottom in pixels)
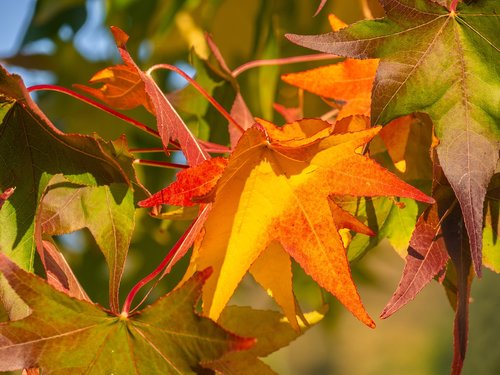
left=0, top=66, right=134, bottom=270
left=287, top=0, right=500, bottom=276
left=0, top=253, right=253, bottom=374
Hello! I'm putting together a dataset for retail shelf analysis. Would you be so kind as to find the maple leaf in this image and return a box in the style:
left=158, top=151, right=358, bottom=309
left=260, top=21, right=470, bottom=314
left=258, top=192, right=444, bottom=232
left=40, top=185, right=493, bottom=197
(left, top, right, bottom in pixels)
left=38, top=174, right=135, bottom=312
left=380, top=184, right=454, bottom=319
left=282, top=58, right=378, bottom=120
left=0, top=66, right=138, bottom=273
left=74, top=64, right=155, bottom=113
left=381, top=164, right=480, bottom=374
left=183, top=118, right=433, bottom=328
left=332, top=114, right=433, bottom=260
left=139, top=157, right=228, bottom=208
left=287, top=0, right=500, bottom=276
left=282, top=14, right=378, bottom=121
left=79, top=27, right=209, bottom=166
left=0, top=253, right=253, bottom=374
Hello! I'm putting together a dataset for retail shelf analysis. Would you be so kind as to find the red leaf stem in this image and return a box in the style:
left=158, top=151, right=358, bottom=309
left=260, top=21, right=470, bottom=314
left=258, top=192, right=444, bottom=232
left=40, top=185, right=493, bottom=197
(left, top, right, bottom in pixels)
left=232, top=53, right=337, bottom=77
left=122, top=205, right=210, bottom=315
left=129, top=147, right=175, bottom=153
left=27, top=85, right=161, bottom=139
left=133, top=159, right=188, bottom=169
left=146, top=64, right=245, bottom=134
left=450, top=0, right=458, bottom=12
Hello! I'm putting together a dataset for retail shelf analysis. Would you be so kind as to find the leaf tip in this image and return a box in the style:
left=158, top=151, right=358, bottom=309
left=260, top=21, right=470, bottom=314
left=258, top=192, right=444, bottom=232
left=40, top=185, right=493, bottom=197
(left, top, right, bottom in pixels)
left=379, top=308, right=391, bottom=320
left=110, top=26, right=129, bottom=48
left=367, top=318, right=376, bottom=329
left=354, top=306, right=376, bottom=328
left=473, top=262, right=482, bottom=278
left=284, top=33, right=299, bottom=44
left=313, top=0, right=328, bottom=17
left=406, top=189, right=435, bottom=205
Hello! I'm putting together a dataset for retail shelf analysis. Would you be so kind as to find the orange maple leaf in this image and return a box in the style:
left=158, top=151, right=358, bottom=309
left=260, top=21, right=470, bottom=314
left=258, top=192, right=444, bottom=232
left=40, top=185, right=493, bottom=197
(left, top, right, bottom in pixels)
left=76, top=27, right=209, bottom=166
left=378, top=114, right=415, bottom=173
left=282, top=14, right=378, bottom=121
left=282, top=58, right=378, bottom=120
left=139, top=157, right=229, bottom=207
left=182, top=118, right=433, bottom=328
left=74, top=65, right=155, bottom=113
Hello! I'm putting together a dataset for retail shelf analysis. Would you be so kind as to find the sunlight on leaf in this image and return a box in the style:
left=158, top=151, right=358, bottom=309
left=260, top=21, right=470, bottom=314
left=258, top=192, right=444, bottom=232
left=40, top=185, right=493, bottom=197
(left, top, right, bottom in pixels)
left=0, top=254, right=254, bottom=374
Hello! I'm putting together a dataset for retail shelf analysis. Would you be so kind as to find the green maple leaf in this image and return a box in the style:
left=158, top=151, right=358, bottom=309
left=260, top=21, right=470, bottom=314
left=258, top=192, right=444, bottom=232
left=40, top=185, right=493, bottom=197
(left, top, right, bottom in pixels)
left=287, top=0, right=500, bottom=276
left=38, top=174, right=136, bottom=313
left=0, top=253, right=252, bottom=374
left=0, top=66, right=142, bottom=271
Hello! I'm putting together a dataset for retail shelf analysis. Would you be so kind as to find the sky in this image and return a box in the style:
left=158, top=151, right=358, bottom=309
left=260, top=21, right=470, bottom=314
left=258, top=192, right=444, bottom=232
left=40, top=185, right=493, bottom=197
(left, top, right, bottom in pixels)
left=0, top=1, right=193, bottom=88
left=0, top=0, right=35, bottom=57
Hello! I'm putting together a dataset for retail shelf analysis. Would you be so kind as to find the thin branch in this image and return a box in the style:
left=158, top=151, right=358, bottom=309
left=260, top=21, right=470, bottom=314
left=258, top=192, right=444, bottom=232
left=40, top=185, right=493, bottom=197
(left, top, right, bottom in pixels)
left=232, top=53, right=338, bottom=77
left=28, top=85, right=161, bottom=139
left=146, top=64, right=245, bottom=133
left=134, top=159, right=188, bottom=169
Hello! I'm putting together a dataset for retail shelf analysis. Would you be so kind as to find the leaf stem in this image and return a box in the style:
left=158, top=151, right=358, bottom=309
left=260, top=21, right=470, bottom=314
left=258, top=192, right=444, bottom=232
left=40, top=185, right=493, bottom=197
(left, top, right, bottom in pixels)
left=450, top=0, right=458, bottom=12
left=121, top=216, right=200, bottom=315
left=231, top=53, right=338, bottom=77
left=197, top=140, right=231, bottom=154
left=133, top=159, right=188, bottom=169
left=28, top=85, right=161, bottom=139
left=146, top=64, right=245, bottom=134
left=130, top=147, right=177, bottom=153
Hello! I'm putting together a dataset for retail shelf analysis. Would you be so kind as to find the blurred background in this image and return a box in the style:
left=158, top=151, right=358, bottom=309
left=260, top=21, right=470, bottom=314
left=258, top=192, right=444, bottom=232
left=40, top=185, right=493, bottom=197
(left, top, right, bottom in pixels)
left=0, top=1, right=499, bottom=374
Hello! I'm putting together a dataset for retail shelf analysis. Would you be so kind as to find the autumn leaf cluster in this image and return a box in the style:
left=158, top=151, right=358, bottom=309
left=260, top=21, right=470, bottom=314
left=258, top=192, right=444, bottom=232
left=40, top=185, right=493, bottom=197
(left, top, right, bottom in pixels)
left=0, top=0, right=498, bottom=373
